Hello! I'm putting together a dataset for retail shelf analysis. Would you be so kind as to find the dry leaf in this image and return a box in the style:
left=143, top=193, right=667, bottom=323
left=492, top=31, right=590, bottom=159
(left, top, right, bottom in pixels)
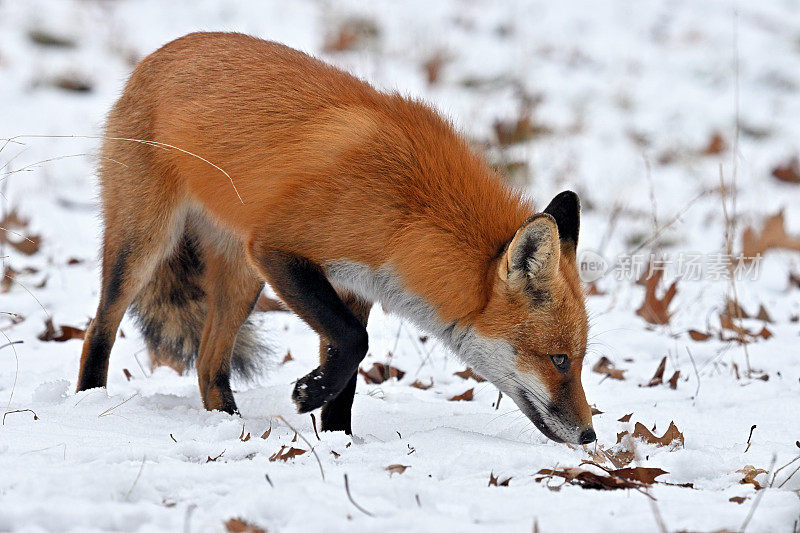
left=742, top=211, right=800, bottom=259
left=359, top=363, right=405, bottom=384
left=729, top=496, right=747, bottom=504
left=591, top=406, right=603, bottom=416
left=489, top=472, right=512, bottom=487
left=756, top=326, right=773, bottom=340
left=323, top=17, right=380, bottom=52
left=688, top=329, right=711, bottom=341
left=422, top=53, right=447, bottom=85
left=644, top=357, right=667, bottom=387
left=632, top=421, right=684, bottom=448
left=224, top=518, right=266, bottom=533
left=37, top=318, right=85, bottom=342
left=449, top=388, right=474, bottom=401
left=618, top=413, right=632, bottom=423
left=592, top=356, right=626, bottom=380
left=611, top=467, right=668, bottom=485
left=755, top=304, right=773, bottom=323
left=1, top=265, right=16, bottom=293
left=410, top=379, right=433, bottom=390
left=738, top=465, right=768, bottom=490
left=281, top=351, right=293, bottom=364
left=771, top=156, right=800, bottom=184
left=260, top=422, right=272, bottom=440
left=385, top=464, right=409, bottom=476
left=586, top=282, right=606, bottom=296
left=668, top=371, right=680, bottom=389
left=269, top=446, right=306, bottom=462
left=702, top=132, right=726, bottom=155
left=123, top=368, right=133, bottom=382
left=636, top=270, right=677, bottom=325
left=720, top=314, right=753, bottom=337
left=536, top=467, right=638, bottom=491
left=493, top=114, right=550, bottom=146
left=453, top=368, right=486, bottom=382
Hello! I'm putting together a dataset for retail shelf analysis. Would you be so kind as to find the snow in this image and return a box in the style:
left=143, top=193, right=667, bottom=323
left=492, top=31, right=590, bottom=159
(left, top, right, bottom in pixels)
left=1, top=0, right=799, bottom=531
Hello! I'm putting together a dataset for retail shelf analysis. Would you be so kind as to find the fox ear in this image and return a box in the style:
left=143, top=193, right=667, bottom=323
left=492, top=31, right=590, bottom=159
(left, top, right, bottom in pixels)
left=500, top=214, right=560, bottom=283
left=543, top=191, right=580, bottom=252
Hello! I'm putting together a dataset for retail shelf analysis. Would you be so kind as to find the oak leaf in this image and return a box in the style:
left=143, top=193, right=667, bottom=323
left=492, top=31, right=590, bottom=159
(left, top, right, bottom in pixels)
left=449, top=388, right=474, bottom=401
left=636, top=270, right=677, bottom=325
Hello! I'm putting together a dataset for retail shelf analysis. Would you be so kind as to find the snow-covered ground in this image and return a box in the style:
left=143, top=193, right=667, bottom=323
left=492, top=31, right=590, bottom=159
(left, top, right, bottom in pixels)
left=1, top=1, right=799, bottom=531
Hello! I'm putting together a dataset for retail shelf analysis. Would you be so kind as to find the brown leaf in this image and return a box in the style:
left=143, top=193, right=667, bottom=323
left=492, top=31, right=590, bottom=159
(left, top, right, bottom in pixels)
left=688, top=329, right=711, bottom=341
left=359, top=363, right=405, bottom=384
left=742, top=211, right=800, bottom=259
left=410, top=379, right=433, bottom=390
left=224, top=518, right=266, bottom=533
left=592, top=356, right=626, bottom=380
left=255, top=294, right=289, bottom=312
left=633, top=421, right=684, bottom=448
left=720, top=314, right=754, bottom=337
left=618, top=413, right=632, bottom=423
left=123, top=369, right=133, bottom=381
left=453, top=367, right=486, bottom=382
left=281, top=351, right=293, bottom=364
left=636, top=270, right=677, bottom=325
left=488, top=472, right=511, bottom=487
left=755, top=304, right=773, bottom=323
left=771, top=156, right=800, bottom=184
left=422, top=52, right=447, bottom=85
left=1, top=265, right=16, bottom=293
left=323, top=17, right=380, bottom=52
left=611, top=467, right=668, bottom=485
left=385, top=464, right=409, bottom=476
left=269, top=446, right=307, bottom=462
left=590, top=406, right=603, bottom=416
left=729, top=496, right=747, bottom=504
left=738, top=465, right=768, bottom=490
left=644, top=357, right=667, bottom=387
left=37, top=318, right=85, bottom=342
left=702, top=132, right=726, bottom=155
left=449, top=388, right=474, bottom=402
left=536, top=467, right=638, bottom=491
left=756, top=326, right=773, bottom=340
left=0, top=233, right=41, bottom=255
left=586, top=282, right=606, bottom=296
left=493, top=114, right=550, bottom=146
left=668, top=371, right=680, bottom=389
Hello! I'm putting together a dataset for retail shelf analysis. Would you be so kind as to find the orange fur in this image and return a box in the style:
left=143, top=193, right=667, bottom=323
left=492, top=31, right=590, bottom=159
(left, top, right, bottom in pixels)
left=77, top=32, right=592, bottom=443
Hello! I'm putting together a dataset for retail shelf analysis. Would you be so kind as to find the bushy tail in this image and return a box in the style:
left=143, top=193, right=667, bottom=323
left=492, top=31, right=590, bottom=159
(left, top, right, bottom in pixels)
left=130, top=230, right=266, bottom=379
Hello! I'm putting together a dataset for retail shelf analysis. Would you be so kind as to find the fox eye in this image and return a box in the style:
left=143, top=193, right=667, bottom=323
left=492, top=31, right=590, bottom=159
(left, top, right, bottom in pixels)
left=550, top=353, right=569, bottom=373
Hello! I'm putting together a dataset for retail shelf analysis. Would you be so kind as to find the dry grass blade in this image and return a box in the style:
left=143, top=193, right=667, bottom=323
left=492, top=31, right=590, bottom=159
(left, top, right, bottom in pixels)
left=271, top=415, right=325, bottom=481
left=344, top=473, right=374, bottom=517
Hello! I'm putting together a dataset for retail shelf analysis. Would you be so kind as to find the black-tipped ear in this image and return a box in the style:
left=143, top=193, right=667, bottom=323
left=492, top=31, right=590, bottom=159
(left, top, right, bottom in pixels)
left=543, top=191, right=580, bottom=247
left=501, top=214, right=560, bottom=284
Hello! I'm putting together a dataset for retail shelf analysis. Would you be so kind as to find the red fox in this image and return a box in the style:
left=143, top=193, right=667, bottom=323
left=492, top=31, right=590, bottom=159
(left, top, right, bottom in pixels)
left=76, top=32, right=594, bottom=444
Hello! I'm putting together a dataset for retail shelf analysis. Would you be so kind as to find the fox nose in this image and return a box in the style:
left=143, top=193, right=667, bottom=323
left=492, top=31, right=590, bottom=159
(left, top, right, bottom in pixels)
left=578, top=428, right=596, bottom=444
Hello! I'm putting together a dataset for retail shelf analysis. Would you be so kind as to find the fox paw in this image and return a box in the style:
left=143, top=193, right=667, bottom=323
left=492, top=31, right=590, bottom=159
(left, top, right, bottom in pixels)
left=292, top=368, right=338, bottom=413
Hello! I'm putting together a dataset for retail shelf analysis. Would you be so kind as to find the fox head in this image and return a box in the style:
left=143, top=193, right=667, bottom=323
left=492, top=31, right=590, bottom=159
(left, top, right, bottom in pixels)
left=471, top=191, right=593, bottom=444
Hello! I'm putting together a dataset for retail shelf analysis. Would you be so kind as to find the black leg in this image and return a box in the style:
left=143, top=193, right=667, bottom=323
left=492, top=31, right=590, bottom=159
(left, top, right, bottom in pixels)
left=247, top=247, right=369, bottom=414
left=320, top=373, right=357, bottom=434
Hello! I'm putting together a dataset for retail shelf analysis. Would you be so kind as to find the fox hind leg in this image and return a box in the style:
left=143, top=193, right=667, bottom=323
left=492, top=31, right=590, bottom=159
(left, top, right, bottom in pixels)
left=77, top=210, right=182, bottom=391
left=195, top=243, right=262, bottom=414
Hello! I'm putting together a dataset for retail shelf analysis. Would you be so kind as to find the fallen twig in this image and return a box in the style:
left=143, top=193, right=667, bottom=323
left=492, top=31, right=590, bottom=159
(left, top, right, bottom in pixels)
left=344, top=473, right=374, bottom=517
